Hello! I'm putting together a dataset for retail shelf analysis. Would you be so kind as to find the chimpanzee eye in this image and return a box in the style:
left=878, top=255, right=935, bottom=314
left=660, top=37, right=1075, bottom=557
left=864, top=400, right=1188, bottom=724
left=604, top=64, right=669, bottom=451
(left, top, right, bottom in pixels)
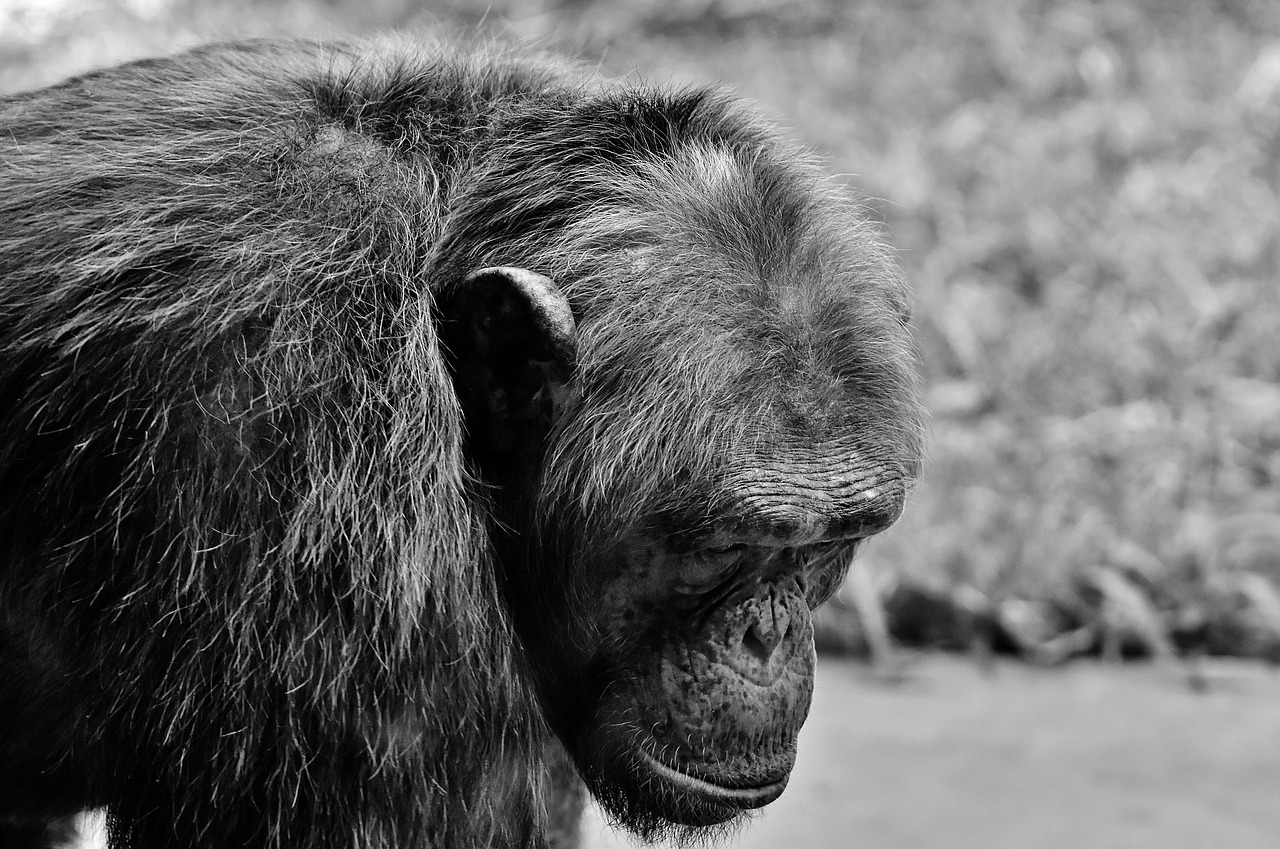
left=700, top=543, right=749, bottom=573
left=801, top=539, right=860, bottom=565
left=677, top=544, right=747, bottom=589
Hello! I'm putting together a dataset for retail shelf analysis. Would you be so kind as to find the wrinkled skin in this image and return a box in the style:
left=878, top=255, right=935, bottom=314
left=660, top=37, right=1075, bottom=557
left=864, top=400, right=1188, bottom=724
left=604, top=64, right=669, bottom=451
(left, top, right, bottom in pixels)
left=549, top=477, right=904, bottom=829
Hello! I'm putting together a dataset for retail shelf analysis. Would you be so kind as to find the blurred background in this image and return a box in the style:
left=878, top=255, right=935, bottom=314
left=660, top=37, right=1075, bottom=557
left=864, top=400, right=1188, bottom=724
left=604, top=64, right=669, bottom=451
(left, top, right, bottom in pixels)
left=4, top=0, right=1280, bottom=846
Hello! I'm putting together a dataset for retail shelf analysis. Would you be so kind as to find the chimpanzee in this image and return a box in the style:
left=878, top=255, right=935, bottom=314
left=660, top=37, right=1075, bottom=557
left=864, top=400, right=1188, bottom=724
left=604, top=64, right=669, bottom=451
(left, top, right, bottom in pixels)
left=0, top=35, right=922, bottom=848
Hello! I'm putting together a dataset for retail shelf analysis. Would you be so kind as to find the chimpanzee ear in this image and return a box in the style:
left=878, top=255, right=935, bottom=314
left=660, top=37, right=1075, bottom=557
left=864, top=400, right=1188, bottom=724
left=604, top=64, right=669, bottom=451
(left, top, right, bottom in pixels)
left=438, top=266, right=577, bottom=476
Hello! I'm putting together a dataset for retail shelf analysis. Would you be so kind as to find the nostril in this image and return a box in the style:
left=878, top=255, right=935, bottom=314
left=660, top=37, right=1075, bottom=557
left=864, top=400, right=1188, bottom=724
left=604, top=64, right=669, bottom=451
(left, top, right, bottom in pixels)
left=742, top=625, right=772, bottom=664
left=728, top=590, right=804, bottom=685
left=738, top=586, right=796, bottom=666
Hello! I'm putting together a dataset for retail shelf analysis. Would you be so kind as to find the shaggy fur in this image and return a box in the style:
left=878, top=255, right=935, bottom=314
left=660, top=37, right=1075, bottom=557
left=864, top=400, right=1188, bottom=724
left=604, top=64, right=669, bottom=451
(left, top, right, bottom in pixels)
left=0, top=35, right=922, bottom=849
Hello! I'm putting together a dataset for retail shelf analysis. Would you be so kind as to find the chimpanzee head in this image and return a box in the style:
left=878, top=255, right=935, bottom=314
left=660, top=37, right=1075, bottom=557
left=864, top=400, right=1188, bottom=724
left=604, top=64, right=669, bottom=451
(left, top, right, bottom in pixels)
left=440, top=95, right=922, bottom=840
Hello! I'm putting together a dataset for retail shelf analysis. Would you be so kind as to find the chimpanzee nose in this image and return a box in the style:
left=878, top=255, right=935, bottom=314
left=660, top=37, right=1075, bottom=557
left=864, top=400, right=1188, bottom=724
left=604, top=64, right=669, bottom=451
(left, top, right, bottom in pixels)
left=729, top=585, right=807, bottom=686
left=742, top=591, right=790, bottom=664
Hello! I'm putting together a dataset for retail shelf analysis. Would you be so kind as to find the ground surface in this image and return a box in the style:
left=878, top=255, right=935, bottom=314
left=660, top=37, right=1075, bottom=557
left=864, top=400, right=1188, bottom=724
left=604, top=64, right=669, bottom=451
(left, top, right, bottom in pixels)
left=582, top=656, right=1280, bottom=849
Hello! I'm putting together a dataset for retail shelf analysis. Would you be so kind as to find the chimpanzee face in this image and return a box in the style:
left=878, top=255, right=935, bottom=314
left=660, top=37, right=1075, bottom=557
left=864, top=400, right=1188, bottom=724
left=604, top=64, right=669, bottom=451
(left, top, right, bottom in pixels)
left=442, top=143, right=920, bottom=839
left=541, top=445, right=908, bottom=833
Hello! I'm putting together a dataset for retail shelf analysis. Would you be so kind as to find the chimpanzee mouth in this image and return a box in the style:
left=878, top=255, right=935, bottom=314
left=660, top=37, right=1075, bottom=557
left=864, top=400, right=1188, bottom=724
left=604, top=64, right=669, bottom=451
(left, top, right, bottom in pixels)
left=637, top=750, right=788, bottom=810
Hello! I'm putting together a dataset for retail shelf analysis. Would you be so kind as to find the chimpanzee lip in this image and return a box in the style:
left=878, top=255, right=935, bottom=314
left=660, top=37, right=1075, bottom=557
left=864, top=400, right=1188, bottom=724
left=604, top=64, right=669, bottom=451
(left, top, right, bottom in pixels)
left=637, top=750, right=788, bottom=810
